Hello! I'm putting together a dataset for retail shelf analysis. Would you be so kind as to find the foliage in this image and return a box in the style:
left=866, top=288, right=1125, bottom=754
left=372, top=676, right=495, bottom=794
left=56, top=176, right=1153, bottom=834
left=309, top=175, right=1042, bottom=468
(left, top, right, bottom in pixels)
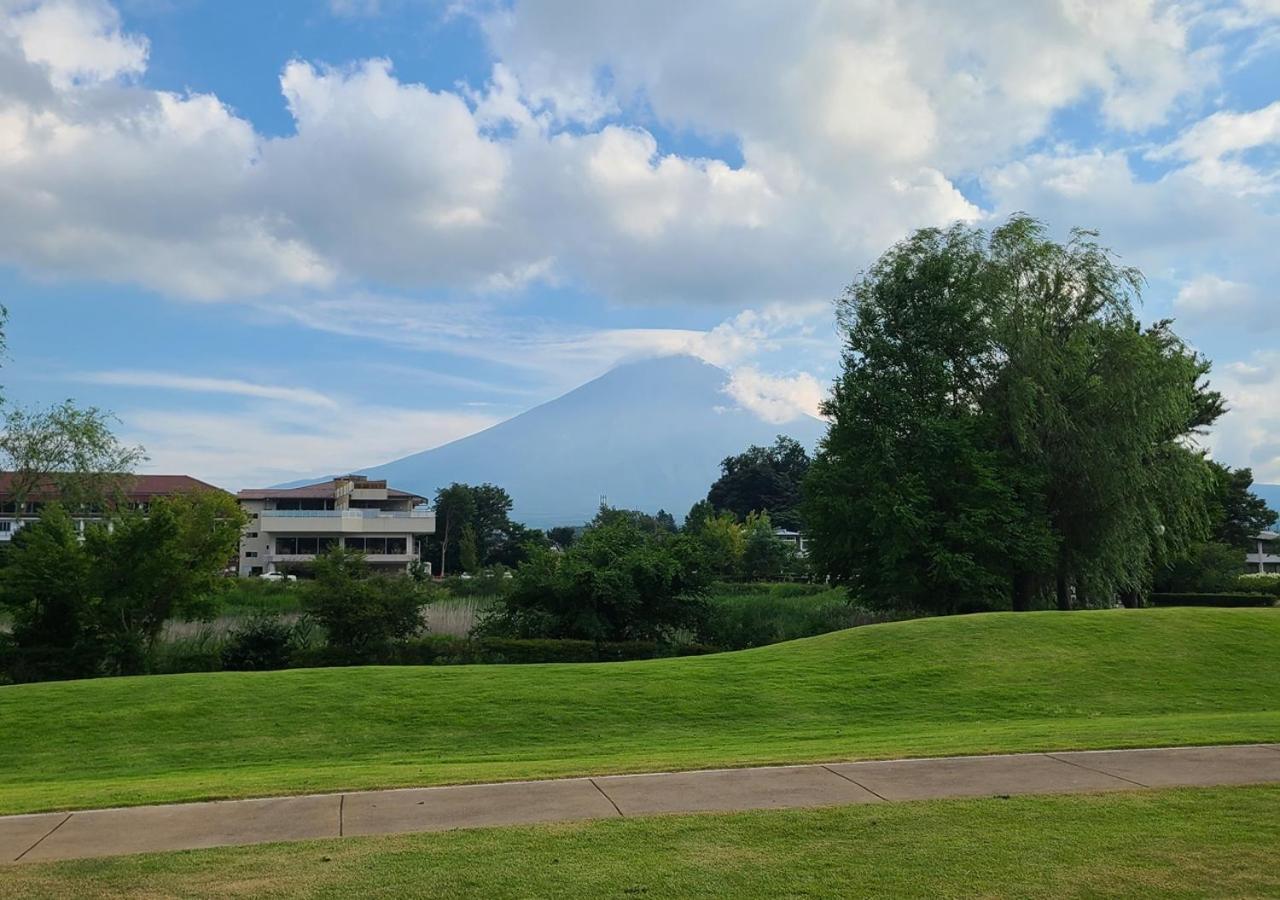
left=479, top=515, right=711, bottom=641
left=1147, top=593, right=1276, bottom=608
left=426, top=482, right=544, bottom=574
left=0, top=504, right=95, bottom=678
left=707, top=436, right=811, bottom=530
left=1158, top=465, right=1277, bottom=592
left=806, top=216, right=1223, bottom=613
left=0, top=400, right=147, bottom=509
left=1237, top=573, right=1280, bottom=595
left=683, top=499, right=715, bottom=532
left=700, top=586, right=898, bottom=649
left=590, top=504, right=678, bottom=534
left=547, top=525, right=578, bottom=549
left=459, top=523, right=480, bottom=573
left=83, top=490, right=245, bottom=674
left=740, top=510, right=795, bottom=581
left=689, top=511, right=745, bottom=577
left=1157, top=541, right=1247, bottom=593
left=302, top=548, right=430, bottom=657
left=1208, top=464, right=1277, bottom=548
left=220, top=615, right=298, bottom=671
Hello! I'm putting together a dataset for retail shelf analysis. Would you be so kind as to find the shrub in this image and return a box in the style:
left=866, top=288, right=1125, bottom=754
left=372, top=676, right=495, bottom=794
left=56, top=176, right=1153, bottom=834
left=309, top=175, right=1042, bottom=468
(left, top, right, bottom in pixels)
left=1236, top=574, right=1280, bottom=596
left=480, top=518, right=711, bottom=642
left=302, top=549, right=432, bottom=658
left=1148, top=593, right=1277, bottom=608
left=700, top=589, right=899, bottom=649
left=220, top=615, right=296, bottom=671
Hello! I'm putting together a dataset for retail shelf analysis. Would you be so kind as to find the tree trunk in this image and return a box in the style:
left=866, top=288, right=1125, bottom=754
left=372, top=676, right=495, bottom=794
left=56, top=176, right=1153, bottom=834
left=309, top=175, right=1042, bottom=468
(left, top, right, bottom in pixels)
left=439, top=518, right=450, bottom=578
left=1056, top=571, right=1071, bottom=611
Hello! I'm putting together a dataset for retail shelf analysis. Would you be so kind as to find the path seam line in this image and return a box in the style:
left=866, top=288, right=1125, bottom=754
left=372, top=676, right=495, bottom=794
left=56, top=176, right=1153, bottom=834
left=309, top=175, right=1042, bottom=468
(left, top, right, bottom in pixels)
left=338, top=795, right=345, bottom=837
left=1261, top=745, right=1280, bottom=755
left=821, top=765, right=889, bottom=802
left=14, top=813, right=71, bottom=862
left=589, top=779, right=625, bottom=818
left=1043, top=753, right=1149, bottom=787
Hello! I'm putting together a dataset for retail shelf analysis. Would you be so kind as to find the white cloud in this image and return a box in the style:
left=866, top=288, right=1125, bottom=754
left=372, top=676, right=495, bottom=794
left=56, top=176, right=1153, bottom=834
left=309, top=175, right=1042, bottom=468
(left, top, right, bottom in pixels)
left=1207, top=352, right=1280, bottom=482
left=76, top=370, right=339, bottom=409
left=7, top=0, right=146, bottom=86
left=1173, top=274, right=1265, bottom=321
left=125, top=404, right=500, bottom=491
left=723, top=366, right=826, bottom=425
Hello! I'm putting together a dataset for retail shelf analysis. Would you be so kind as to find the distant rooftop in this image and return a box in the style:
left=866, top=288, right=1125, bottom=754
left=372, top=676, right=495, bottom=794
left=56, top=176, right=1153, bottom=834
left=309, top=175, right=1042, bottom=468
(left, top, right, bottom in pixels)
left=0, top=473, right=226, bottom=501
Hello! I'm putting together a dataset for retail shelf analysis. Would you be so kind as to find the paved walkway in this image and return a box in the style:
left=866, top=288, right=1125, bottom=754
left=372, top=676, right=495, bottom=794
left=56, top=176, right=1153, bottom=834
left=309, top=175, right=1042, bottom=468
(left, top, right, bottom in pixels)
left=4, top=744, right=1279, bottom=865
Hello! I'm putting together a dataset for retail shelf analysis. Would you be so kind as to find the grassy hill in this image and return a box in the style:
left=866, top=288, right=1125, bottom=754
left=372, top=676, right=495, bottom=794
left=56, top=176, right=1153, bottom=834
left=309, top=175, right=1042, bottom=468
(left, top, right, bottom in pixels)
left=1, top=608, right=1278, bottom=815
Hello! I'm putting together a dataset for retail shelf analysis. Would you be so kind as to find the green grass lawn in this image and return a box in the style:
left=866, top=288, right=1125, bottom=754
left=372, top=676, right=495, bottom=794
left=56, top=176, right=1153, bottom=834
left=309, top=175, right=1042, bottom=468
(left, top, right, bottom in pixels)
left=4, top=786, right=1278, bottom=898
left=1, top=607, right=1277, bottom=815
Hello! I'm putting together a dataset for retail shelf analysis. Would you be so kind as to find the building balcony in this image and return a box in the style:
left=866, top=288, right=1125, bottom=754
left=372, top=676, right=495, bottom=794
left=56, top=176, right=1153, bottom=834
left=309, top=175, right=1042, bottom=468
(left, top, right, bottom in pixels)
left=268, top=552, right=416, bottom=566
left=258, top=509, right=436, bottom=534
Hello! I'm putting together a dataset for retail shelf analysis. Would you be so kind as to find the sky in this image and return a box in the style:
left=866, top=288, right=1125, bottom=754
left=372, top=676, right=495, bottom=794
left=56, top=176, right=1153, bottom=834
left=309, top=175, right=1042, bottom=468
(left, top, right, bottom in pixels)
left=0, top=0, right=1277, bottom=491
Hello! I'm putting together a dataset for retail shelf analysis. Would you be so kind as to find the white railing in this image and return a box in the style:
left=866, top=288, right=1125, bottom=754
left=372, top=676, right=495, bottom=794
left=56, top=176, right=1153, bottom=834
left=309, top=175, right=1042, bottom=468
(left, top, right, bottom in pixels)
left=263, top=509, right=433, bottom=519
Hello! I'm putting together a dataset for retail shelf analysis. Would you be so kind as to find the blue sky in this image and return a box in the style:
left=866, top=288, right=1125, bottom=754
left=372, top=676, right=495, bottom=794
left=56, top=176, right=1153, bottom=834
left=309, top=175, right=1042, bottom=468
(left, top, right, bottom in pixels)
left=0, top=0, right=1277, bottom=490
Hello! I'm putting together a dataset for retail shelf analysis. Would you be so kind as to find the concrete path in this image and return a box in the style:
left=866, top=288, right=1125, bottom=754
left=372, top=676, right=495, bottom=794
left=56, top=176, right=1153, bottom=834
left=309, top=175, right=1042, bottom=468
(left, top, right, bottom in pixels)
left=4, top=743, right=1279, bottom=865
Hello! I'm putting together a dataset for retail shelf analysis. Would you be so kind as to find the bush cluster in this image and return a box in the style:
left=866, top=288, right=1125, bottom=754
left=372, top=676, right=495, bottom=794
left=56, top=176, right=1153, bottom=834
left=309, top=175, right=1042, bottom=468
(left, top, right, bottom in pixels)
left=1148, top=593, right=1277, bottom=608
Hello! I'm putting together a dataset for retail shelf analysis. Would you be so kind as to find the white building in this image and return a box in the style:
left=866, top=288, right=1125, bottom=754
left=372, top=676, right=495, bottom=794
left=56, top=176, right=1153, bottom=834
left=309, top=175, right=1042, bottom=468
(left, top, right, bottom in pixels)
left=236, top=475, right=435, bottom=576
left=1246, top=531, right=1280, bottom=574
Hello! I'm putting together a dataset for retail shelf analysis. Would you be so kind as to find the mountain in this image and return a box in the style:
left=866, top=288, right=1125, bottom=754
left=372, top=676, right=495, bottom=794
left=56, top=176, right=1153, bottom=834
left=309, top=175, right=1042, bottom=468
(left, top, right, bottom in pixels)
left=350, top=355, right=828, bottom=527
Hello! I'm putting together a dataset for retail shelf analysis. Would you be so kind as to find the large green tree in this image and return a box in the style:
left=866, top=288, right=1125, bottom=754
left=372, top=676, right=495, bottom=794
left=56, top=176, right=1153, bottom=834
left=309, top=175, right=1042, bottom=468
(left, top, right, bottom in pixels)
left=707, top=436, right=811, bottom=530
left=806, top=217, right=1222, bottom=613
left=84, top=490, right=244, bottom=673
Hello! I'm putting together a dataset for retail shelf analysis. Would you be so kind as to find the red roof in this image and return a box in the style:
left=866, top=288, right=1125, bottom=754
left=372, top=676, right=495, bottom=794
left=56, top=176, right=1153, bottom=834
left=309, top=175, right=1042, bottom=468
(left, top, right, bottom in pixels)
left=0, top=473, right=227, bottom=501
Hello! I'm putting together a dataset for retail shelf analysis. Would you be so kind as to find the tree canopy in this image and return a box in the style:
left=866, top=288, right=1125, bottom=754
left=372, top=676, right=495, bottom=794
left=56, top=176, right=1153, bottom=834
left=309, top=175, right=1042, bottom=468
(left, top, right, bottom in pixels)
left=805, top=216, right=1223, bottom=613
left=706, top=436, right=811, bottom=530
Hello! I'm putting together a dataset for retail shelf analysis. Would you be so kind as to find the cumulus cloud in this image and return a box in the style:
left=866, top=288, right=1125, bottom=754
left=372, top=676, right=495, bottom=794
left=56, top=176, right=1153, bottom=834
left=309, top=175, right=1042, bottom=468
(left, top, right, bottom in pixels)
left=723, top=367, right=827, bottom=424
left=1208, top=352, right=1280, bottom=482
left=1173, top=275, right=1266, bottom=321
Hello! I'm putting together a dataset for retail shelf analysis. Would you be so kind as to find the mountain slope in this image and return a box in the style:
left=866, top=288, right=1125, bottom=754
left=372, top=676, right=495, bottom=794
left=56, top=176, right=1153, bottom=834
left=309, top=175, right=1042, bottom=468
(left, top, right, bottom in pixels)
left=359, top=355, right=826, bottom=526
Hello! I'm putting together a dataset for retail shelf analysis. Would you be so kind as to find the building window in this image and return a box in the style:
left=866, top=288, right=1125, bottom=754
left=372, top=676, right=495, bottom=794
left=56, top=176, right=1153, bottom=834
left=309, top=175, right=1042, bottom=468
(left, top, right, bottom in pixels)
left=244, top=550, right=258, bottom=558
left=245, top=531, right=258, bottom=539
left=0, top=521, right=10, bottom=532
left=250, top=566, right=263, bottom=576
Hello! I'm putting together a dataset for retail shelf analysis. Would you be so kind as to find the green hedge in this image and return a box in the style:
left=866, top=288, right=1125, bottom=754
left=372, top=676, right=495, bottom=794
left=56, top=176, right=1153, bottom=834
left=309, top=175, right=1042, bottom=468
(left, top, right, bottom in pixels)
left=1148, top=593, right=1278, bottom=608
left=288, top=636, right=716, bottom=669
left=1235, top=574, right=1280, bottom=596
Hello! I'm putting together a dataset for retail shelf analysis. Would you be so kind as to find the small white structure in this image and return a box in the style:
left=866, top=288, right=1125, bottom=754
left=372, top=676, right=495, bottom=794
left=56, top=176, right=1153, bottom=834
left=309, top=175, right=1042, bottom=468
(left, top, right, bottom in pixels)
left=773, top=528, right=809, bottom=557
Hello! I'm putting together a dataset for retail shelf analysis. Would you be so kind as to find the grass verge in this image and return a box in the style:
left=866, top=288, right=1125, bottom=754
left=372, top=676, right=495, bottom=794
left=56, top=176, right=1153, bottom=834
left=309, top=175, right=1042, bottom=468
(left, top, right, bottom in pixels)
left=3, top=785, right=1278, bottom=898
left=0, top=608, right=1277, bottom=815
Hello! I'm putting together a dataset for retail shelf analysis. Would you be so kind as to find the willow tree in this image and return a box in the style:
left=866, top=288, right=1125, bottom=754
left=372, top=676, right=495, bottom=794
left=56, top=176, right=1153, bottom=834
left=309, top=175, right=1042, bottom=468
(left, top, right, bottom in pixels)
left=805, top=216, right=1222, bottom=612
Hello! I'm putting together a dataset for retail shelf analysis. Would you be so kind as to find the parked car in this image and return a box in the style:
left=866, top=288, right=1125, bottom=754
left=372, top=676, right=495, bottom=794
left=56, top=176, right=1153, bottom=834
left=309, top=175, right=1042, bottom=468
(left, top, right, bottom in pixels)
left=259, top=571, right=297, bottom=582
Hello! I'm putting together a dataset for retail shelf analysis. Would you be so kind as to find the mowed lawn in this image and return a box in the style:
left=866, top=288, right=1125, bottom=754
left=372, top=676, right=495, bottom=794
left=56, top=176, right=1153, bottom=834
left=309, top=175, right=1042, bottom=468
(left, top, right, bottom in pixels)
left=4, top=786, right=1278, bottom=898
left=1, top=608, right=1278, bottom=815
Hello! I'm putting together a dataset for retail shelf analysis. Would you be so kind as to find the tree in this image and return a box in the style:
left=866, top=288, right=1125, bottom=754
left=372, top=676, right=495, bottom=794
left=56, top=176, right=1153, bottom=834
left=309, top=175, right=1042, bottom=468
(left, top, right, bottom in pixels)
left=1208, top=464, right=1277, bottom=549
left=302, top=548, right=430, bottom=658
left=0, top=400, right=147, bottom=510
left=479, top=516, right=711, bottom=642
left=683, top=499, right=714, bottom=533
left=84, top=490, right=244, bottom=673
left=805, top=223, right=1034, bottom=613
left=707, top=436, right=811, bottom=530
left=805, top=217, right=1221, bottom=612
left=0, top=504, right=96, bottom=680
left=1157, top=464, right=1277, bottom=592
left=547, top=526, right=578, bottom=549
left=458, top=523, right=480, bottom=573
left=689, top=510, right=745, bottom=578
left=741, top=511, right=793, bottom=581
left=431, top=483, right=477, bottom=576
